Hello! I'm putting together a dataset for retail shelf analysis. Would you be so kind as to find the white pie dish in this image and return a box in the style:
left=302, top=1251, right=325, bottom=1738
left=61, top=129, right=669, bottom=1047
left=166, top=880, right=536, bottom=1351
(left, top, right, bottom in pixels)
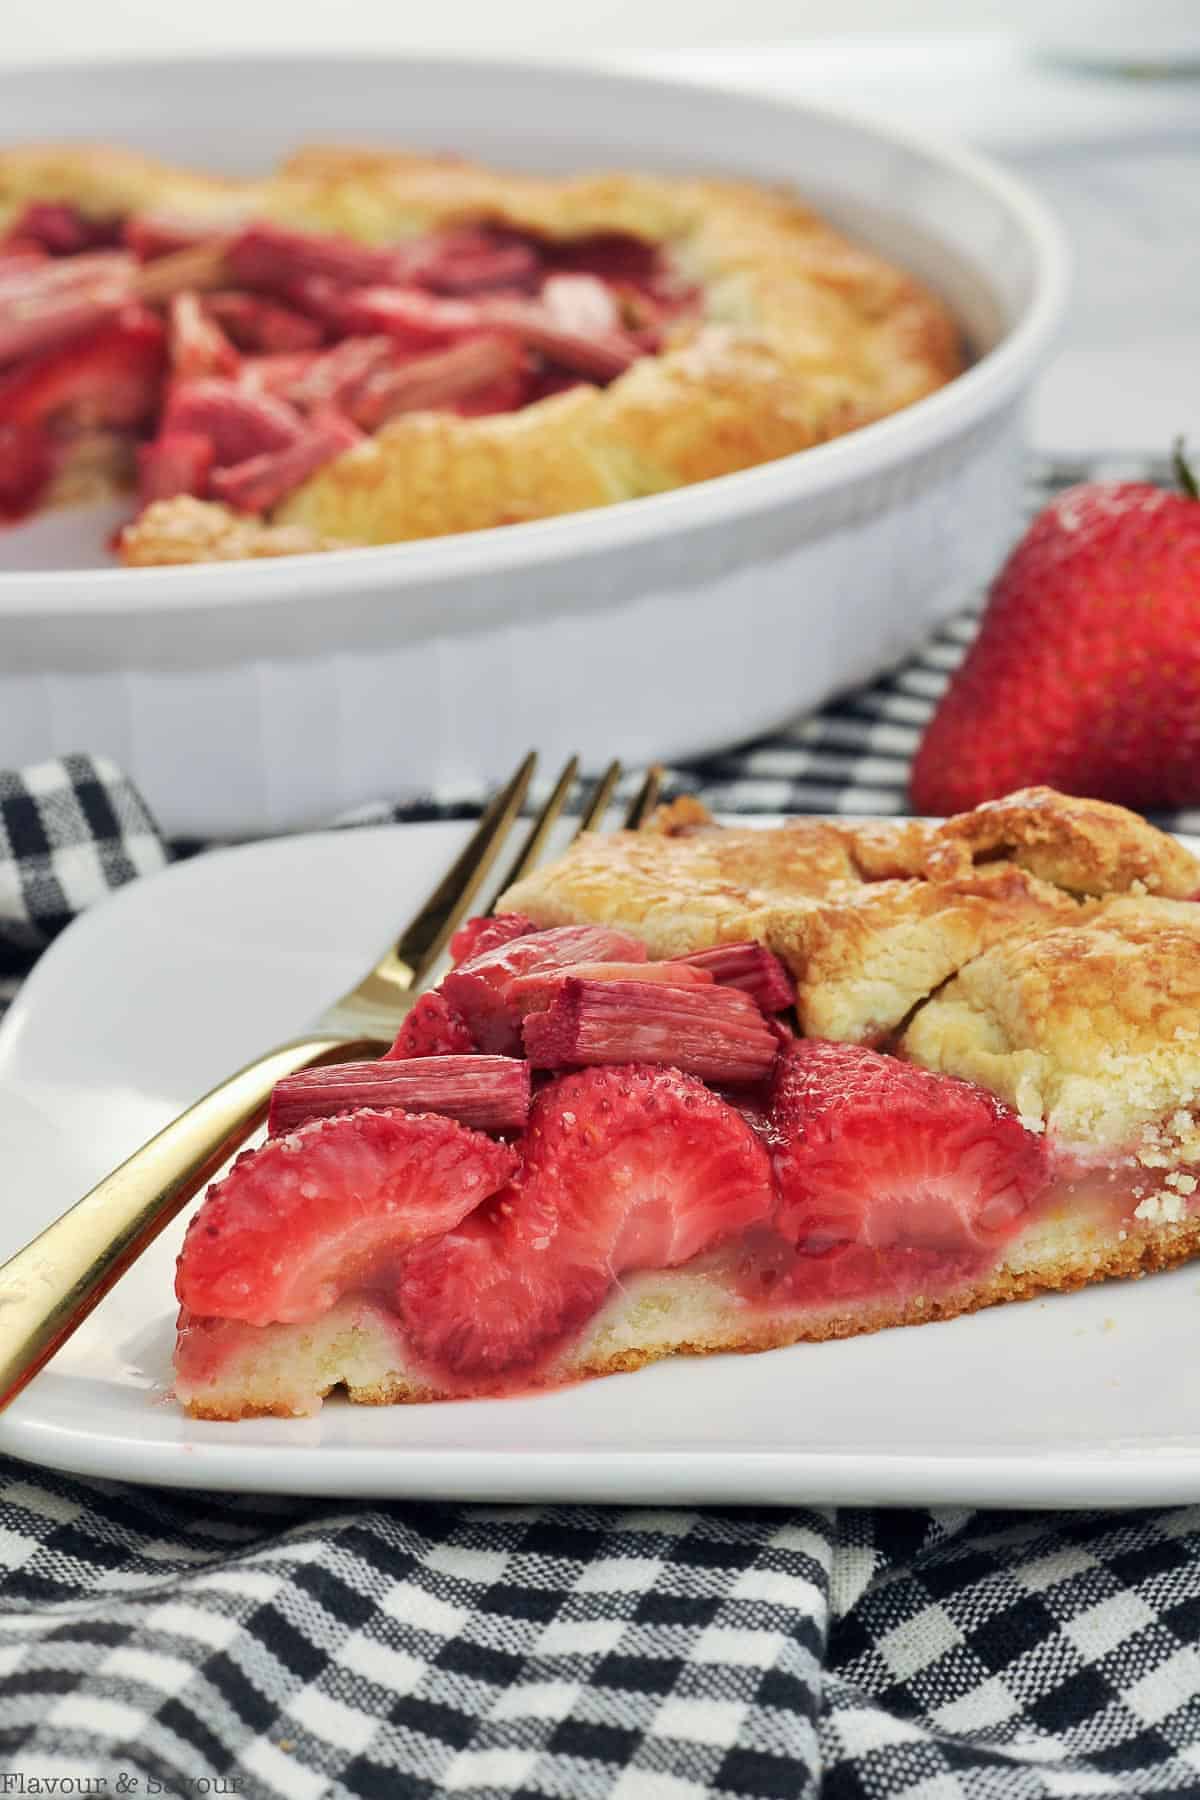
left=0, top=815, right=1196, bottom=1507
left=0, top=54, right=1068, bottom=837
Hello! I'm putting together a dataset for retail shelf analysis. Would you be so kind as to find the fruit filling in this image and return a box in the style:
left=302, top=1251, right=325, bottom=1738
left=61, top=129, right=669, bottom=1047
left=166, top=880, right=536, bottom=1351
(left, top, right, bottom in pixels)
left=173, top=911, right=1200, bottom=1416
left=0, top=204, right=699, bottom=526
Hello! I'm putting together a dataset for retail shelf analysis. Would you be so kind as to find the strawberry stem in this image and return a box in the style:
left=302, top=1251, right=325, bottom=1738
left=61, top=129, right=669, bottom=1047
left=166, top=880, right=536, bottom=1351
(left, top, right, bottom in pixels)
left=1173, top=436, right=1199, bottom=501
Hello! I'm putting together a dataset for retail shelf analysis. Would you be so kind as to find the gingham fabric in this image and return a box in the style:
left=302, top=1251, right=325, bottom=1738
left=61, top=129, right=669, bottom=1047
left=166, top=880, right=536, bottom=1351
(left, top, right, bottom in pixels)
left=2, top=452, right=1199, bottom=1799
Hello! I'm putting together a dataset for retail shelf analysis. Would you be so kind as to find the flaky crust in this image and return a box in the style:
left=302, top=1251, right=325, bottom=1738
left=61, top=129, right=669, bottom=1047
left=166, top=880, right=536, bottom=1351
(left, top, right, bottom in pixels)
left=901, top=895, right=1200, bottom=1149
left=0, top=142, right=963, bottom=558
left=501, top=788, right=1200, bottom=1046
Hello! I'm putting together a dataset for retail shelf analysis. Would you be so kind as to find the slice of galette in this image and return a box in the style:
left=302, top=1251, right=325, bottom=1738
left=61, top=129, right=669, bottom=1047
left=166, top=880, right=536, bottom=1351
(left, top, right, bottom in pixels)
left=172, top=789, right=1200, bottom=1419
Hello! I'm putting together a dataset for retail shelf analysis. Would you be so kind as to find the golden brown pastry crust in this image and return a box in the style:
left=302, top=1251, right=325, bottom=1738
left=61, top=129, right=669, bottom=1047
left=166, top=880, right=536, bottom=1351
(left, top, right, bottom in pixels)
left=901, top=895, right=1200, bottom=1149
left=0, top=142, right=963, bottom=559
left=500, top=788, right=1200, bottom=1047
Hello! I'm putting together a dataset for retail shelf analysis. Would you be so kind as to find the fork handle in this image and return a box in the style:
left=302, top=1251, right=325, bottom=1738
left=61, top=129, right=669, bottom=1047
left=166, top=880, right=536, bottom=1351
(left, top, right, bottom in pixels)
left=0, top=1034, right=380, bottom=1411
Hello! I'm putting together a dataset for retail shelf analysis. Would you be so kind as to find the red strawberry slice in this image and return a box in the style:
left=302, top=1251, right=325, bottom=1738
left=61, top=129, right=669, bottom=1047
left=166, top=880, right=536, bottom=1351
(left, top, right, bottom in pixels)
left=10, top=201, right=122, bottom=257
left=208, top=411, right=360, bottom=513
left=204, top=291, right=324, bottom=355
left=383, top=991, right=476, bottom=1060
left=910, top=468, right=1200, bottom=812
left=441, top=924, right=648, bottom=1053
left=162, top=377, right=304, bottom=466
left=0, top=421, right=53, bottom=520
left=397, top=1064, right=776, bottom=1380
left=769, top=1040, right=1048, bottom=1255
left=176, top=1107, right=517, bottom=1328
left=448, top=912, right=540, bottom=967
left=137, top=430, right=215, bottom=506
left=167, top=291, right=239, bottom=379
left=0, top=304, right=165, bottom=434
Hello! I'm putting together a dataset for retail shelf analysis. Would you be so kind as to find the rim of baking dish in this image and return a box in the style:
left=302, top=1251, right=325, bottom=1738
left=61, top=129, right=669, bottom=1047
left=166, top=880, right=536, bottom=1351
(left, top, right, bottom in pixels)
left=0, top=52, right=1070, bottom=616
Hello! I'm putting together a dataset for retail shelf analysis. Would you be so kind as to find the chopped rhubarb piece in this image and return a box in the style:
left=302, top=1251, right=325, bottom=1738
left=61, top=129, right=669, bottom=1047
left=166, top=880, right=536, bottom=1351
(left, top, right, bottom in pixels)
left=205, top=291, right=324, bottom=354
left=0, top=243, right=48, bottom=270
left=548, top=232, right=662, bottom=286
left=276, top=335, right=392, bottom=412
left=236, top=351, right=322, bottom=399
left=409, top=228, right=542, bottom=295
left=333, top=286, right=486, bottom=349
left=176, top=1108, right=517, bottom=1328
left=137, top=431, right=215, bottom=506
left=448, top=912, right=540, bottom=967
left=0, top=422, right=53, bottom=520
left=10, top=202, right=121, bottom=256
left=0, top=250, right=134, bottom=303
left=124, top=212, right=225, bottom=261
left=523, top=978, right=779, bottom=1085
left=673, top=942, right=796, bottom=1014
left=227, top=221, right=398, bottom=293
left=134, top=241, right=231, bottom=303
left=442, top=924, right=648, bottom=1053
left=482, top=297, right=640, bottom=382
left=268, top=1055, right=530, bottom=1138
left=208, top=411, right=360, bottom=513
left=769, top=1040, right=1049, bottom=1255
left=0, top=254, right=138, bottom=367
left=168, top=291, right=239, bottom=379
left=347, top=335, right=524, bottom=431
left=398, top=1065, right=776, bottom=1379
left=163, top=377, right=305, bottom=466
left=0, top=294, right=124, bottom=369
left=0, top=305, right=165, bottom=433
left=540, top=273, right=622, bottom=337
left=384, top=992, right=476, bottom=1060
left=509, top=958, right=713, bottom=1017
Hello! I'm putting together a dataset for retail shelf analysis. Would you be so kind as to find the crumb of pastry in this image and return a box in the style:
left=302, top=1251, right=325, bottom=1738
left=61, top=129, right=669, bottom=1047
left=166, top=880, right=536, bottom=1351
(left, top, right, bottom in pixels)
left=117, top=497, right=351, bottom=565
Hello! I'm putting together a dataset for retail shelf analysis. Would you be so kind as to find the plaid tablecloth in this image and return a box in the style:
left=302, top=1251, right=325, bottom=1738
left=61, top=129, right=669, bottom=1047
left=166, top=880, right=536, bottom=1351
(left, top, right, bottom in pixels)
left=3, top=453, right=1200, bottom=1800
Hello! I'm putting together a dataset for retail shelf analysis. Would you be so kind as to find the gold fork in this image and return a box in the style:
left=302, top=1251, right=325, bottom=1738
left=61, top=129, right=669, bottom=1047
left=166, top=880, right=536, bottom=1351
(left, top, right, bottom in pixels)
left=0, top=752, right=662, bottom=1411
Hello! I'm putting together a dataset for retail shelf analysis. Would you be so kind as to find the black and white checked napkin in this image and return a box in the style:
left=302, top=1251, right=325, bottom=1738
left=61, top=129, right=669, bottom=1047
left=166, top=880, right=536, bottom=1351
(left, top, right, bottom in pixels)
left=3, top=453, right=1200, bottom=1800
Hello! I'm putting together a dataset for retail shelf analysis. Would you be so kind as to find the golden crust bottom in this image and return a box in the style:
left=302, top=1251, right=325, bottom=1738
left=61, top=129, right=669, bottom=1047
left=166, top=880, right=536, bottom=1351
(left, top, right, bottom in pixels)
left=178, top=1213, right=1200, bottom=1420
left=0, top=142, right=964, bottom=559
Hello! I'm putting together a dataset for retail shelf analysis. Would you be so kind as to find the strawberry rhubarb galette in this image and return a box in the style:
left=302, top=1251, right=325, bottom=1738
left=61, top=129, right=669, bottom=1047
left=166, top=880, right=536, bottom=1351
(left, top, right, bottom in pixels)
left=175, top=785, right=1200, bottom=1420
left=0, top=143, right=962, bottom=563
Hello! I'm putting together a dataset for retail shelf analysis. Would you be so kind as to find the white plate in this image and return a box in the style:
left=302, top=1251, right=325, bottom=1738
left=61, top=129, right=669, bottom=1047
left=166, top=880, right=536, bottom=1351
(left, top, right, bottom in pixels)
left=2, top=817, right=1194, bottom=1509
left=0, top=54, right=1067, bottom=836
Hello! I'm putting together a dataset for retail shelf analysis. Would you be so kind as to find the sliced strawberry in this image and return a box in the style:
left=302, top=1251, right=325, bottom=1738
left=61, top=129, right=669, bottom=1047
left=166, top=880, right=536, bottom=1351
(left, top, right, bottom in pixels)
left=208, top=411, right=359, bottom=512
left=448, top=912, right=540, bottom=967
left=227, top=221, right=398, bottom=293
left=398, top=1064, right=777, bottom=1380
left=523, top=977, right=779, bottom=1085
left=0, top=421, right=53, bottom=520
left=10, top=202, right=121, bottom=257
left=0, top=305, right=165, bottom=434
left=167, top=291, right=239, bottom=379
left=346, top=335, right=524, bottom=431
left=441, top=924, right=648, bottom=1053
left=176, top=1107, right=517, bottom=1327
left=383, top=991, right=476, bottom=1059
left=769, top=1040, right=1049, bottom=1256
left=137, top=430, right=215, bottom=505
left=162, top=377, right=304, bottom=466
left=672, top=942, right=796, bottom=1014
left=268, top=1055, right=530, bottom=1138
left=205, top=291, right=324, bottom=354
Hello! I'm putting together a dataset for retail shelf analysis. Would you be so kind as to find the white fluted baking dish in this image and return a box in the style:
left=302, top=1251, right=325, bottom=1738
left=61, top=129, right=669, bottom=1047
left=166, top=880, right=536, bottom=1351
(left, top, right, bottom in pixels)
left=0, top=55, right=1067, bottom=835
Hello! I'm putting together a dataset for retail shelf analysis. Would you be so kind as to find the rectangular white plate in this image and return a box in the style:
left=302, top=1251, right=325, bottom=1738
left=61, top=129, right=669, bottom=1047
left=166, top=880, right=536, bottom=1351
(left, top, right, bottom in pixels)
left=1, top=817, right=1198, bottom=1506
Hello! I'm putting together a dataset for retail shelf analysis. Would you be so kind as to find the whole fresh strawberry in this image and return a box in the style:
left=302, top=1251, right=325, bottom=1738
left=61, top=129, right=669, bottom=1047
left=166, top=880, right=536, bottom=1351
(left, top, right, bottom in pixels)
left=910, top=448, right=1200, bottom=814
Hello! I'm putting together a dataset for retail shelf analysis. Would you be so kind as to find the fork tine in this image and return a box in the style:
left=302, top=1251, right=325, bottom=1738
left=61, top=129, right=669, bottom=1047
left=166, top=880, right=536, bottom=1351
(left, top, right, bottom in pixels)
left=572, top=760, right=623, bottom=840
left=621, top=763, right=663, bottom=831
left=484, top=755, right=579, bottom=911
left=392, top=751, right=537, bottom=985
